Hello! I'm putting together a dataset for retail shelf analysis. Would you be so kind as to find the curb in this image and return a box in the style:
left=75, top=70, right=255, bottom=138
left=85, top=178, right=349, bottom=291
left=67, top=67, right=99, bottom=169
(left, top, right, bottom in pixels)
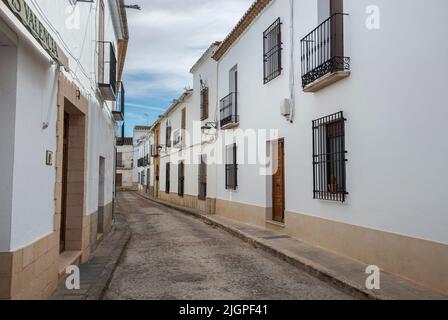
left=87, top=227, right=131, bottom=300
left=134, top=192, right=384, bottom=300
left=51, top=214, right=132, bottom=301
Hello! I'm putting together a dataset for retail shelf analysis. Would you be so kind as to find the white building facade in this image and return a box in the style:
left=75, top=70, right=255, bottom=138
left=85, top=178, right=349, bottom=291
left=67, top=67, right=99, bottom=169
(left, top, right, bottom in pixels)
left=0, top=0, right=129, bottom=299
left=116, top=138, right=134, bottom=190
left=151, top=0, right=448, bottom=294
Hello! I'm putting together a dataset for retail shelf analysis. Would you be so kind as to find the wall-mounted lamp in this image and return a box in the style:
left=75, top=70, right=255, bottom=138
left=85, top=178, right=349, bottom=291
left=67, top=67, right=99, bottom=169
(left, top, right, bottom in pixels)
left=201, top=122, right=218, bottom=131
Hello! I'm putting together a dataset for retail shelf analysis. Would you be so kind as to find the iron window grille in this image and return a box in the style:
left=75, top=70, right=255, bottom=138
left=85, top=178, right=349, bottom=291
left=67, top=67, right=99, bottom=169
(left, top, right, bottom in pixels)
left=200, top=87, right=209, bottom=121
left=178, top=161, right=185, bottom=197
left=198, top=155, right=207, bottom=201
left=312, top=111, right=348, bottom=202
left=225, top=143, right=238, bottom=190
left=263, top=18, right=282, bottom=84
left=300, top=13, right=350, bottom=88
left=220, top=92, right=238, bottom=128
left=165, top=163, right=171, bottom=194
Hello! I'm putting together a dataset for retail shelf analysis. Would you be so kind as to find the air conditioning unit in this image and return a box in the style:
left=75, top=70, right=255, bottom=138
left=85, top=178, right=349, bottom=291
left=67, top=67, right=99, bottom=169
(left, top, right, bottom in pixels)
left=281, top=98, right=292, bottom=117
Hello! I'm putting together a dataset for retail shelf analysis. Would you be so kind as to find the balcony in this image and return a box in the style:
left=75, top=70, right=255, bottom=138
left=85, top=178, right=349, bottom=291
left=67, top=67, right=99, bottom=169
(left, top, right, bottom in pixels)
left=116, top=160, right=125, bottom=168
left=300, top=13, right=350, bottom=92
left=220, top=92, right=239, bottom=129
left=98, top=41, right=117, bottom=101
left=113, top=82, right=125, bottom=122
left=150, top=145, right=159, bottom=158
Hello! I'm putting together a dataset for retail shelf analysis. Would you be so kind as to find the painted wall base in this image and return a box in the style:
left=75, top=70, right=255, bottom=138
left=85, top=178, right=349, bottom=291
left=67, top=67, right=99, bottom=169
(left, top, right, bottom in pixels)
left=215, top=198, right=448, bottom=294
left=158, top=192, right=216, bottom=215
left=0, top=232, right=59, bottom=300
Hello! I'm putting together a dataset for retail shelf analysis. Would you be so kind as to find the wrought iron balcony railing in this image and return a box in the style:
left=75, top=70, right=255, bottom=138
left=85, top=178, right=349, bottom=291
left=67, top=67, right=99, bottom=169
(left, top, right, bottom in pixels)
left=300, top=13, right=350, bottom=90
left=220, top=92, right=238, bottom=129
left=98, top=41, right=117, bottom=101
left=113, top=82, right=125, bottom=122
left=150, top=145, right=159, bottom=158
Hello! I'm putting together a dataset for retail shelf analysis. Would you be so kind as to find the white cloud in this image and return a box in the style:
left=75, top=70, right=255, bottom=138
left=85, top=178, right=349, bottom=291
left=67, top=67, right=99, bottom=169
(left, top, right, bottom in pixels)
left=124, top=0, right=253, bottom=99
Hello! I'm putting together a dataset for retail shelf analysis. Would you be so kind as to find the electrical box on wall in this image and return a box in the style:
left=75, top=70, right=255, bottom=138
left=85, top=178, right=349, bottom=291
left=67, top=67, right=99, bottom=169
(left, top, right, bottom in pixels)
left=281, top=98, right=292, bottom=117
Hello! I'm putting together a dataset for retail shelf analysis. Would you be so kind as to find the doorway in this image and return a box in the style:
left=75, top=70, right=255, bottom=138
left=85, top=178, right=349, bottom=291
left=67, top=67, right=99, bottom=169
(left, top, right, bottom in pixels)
left=272, top=139, right=285, bottom=223
left=58, top=97, right=87, bottom=254
left=116, top=173, right=123, bottom=188
left=97, top=157, right=105, bottom=237
left=60, top=113, right=70, bottom=253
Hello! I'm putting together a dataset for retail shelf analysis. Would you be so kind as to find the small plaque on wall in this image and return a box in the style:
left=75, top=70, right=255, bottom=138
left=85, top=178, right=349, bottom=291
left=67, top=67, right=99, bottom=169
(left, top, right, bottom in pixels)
left=46, top=151, right=53, bottom=166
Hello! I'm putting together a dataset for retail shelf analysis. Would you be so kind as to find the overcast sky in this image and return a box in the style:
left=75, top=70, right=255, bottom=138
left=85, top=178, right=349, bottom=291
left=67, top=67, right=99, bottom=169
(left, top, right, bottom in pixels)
left=122, top=0, right=253, bottom=136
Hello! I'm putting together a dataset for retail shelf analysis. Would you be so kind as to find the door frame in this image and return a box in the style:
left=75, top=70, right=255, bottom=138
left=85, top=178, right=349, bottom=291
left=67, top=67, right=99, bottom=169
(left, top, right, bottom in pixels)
left=271, top=139, right=285, bottom=223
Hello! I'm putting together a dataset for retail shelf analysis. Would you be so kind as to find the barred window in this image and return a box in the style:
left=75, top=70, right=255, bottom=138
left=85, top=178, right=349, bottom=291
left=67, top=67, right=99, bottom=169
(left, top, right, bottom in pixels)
left=165, top=163, right=170, bottom=194
left=198, top=155, right=207, bottom=200
left=263, top=18, right=282, bottom=84
left=178, top=161, right=185, bottom=197
left=312, top=111, right=348, bottom=202
left=200, top=87, right=209, bottom=121
left=225, top=144, right=238, bottom=190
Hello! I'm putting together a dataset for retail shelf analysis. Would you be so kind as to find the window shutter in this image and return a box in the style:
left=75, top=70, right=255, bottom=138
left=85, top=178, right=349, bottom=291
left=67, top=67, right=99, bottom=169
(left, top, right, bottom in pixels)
left=201, top=88, right=209, bottom=120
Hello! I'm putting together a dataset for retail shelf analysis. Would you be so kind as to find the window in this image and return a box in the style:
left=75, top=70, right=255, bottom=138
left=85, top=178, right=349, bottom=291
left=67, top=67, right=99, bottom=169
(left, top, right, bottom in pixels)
left=225, top=144, right=238, bottom=190
left=263, top=18, right=282, bottom=84
left=98, top=0, right=105, bottom=84
left=165, top=163, right=170, bottom=194
left=181, top=108, right=186, bottom=146
left=166, top=123, right=172, bottom=148
left=198, top=155, right=207, bottom=200
left=147, top=169, right=151, bottom=187
left=178, top=161, right=185, bottom=197
left=200, top=87, right=209, bottom=121
left=312, top=111, right=348, bottom=202
left=300, top=0, right=349, bottom=91
left=173, top=130, right=182, bottom=148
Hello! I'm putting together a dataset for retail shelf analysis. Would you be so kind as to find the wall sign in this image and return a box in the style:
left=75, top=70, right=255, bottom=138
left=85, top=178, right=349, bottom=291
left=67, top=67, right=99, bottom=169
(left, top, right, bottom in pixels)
left=46, top=150, right=53, bottom=166
left=2, top=0, right=69, bottom=68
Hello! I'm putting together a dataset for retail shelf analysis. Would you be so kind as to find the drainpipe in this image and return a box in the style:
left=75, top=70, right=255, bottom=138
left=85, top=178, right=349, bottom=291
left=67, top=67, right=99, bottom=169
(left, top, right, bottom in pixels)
left=288, top=0, right=296, bottom=123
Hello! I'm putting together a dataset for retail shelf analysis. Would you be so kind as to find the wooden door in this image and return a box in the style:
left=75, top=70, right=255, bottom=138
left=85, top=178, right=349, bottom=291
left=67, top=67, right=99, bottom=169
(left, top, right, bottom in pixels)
left=116, top=174, right=122, bottom=187
left=272, top=140, right=285, bottom=223
left=60, top=113, right=70, bottom=253
left=330, top=0, right=344, bottom=62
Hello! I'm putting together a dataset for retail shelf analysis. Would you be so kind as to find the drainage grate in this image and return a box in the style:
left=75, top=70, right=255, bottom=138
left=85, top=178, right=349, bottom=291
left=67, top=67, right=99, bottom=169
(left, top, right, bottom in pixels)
left=260, top=234, right=290, bottom=240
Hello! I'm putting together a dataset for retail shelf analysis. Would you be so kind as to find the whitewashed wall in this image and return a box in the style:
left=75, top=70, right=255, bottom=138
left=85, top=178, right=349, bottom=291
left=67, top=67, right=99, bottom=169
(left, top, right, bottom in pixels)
left=191, top=47, right=219, bottom=200
left=0, top=0, right=122, bottom=250
left=215, top=0, right=448, bottom=244
left=159, top=93, right=201, bottom=196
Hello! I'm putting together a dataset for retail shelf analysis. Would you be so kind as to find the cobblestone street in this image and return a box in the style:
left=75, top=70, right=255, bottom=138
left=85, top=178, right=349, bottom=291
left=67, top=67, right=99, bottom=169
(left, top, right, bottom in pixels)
left=104, top=192, right=353, bottom=300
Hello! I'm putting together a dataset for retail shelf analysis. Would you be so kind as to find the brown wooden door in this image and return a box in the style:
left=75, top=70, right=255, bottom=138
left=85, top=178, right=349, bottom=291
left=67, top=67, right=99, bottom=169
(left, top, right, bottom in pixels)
left=116, top=173, right=122, bottom=187
left=330, top=0, right=344, bottom=62
left=60, top=113, right=70, bottom=253
left=272, top=140, right=285, bottom=223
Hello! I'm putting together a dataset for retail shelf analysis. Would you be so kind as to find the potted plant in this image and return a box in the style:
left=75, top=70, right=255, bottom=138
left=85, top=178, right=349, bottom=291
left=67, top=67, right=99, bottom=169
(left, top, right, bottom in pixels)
left=328, top=176, right=338, bottom=194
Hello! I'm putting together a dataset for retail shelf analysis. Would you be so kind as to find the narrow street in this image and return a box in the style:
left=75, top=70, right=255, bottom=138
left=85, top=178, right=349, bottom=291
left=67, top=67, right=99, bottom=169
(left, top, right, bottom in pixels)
left=104, top=192, right=354, bottom=300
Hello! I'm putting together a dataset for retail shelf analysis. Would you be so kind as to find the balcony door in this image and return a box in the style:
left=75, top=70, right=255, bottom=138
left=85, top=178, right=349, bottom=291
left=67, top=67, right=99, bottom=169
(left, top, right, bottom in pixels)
left=330, top=0, right=344, bottom=60
left=98, top=0, right=105, bottom=84
left=229, top=66, right=238, bottom=120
